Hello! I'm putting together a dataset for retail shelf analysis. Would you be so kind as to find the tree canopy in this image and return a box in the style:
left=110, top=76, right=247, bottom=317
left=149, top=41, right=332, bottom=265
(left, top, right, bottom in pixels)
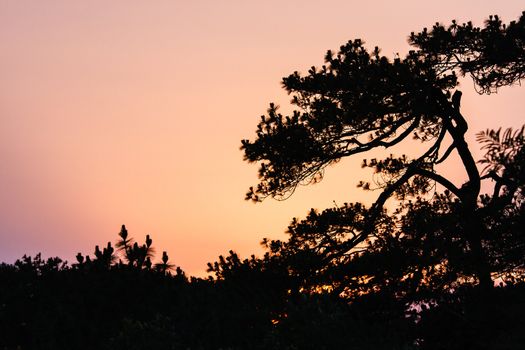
left=242, top=12, right=525, bottom=291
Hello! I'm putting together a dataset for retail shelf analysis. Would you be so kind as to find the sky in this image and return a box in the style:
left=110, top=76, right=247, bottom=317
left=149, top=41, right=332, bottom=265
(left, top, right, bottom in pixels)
left=1, top=1, right=523, bottom=276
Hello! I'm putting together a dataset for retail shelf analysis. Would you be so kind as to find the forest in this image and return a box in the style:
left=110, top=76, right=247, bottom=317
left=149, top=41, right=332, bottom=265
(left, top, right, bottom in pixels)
left=1, top=12, right=524, bottom=350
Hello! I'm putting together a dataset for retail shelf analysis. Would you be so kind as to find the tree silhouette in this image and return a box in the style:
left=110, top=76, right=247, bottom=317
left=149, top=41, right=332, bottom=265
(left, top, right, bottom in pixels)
left=242, top=13, right=524, bottom=290
left=1, top=11, right=524, bottom=350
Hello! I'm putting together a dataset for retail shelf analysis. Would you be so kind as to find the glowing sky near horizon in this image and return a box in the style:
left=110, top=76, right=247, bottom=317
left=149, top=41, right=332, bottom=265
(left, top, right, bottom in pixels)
left=1, top=1, right=523, bottom=276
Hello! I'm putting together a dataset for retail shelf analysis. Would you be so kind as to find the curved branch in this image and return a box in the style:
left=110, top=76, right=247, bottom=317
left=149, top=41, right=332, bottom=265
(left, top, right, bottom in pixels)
left=435, top=142, right=456, bottom=164
left=320, top=164, right=462, bottom=265
left=418, top=125, right=447, bottom=162
left=436, top=89, right=481, bottom=203
left=414, top=168, right=462, bottom=198
left=340, top=116, right=421, bottom=156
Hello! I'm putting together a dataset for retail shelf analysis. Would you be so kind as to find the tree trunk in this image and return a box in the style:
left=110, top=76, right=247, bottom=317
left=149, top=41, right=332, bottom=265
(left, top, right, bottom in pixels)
left=444, top=92, right=493, bottom=290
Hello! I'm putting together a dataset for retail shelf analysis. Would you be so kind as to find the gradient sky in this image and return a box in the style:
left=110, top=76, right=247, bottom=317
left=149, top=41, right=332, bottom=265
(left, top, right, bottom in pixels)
left=1, top=1, right=523, bottom=276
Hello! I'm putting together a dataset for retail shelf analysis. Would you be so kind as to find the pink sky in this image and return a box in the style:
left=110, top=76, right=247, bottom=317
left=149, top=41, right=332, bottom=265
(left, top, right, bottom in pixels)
left=1, top=1, right=523, bottom=276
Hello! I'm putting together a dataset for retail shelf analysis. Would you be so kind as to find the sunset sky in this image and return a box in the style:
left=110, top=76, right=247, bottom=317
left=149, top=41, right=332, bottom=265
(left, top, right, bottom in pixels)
left=1, top=1, right=523, bottom=276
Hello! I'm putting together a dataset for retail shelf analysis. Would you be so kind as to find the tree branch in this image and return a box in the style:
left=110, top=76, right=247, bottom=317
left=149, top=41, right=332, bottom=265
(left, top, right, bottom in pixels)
left=341, top=116, right=420, bottom=156
left=414, top=168, right=462, bottom=198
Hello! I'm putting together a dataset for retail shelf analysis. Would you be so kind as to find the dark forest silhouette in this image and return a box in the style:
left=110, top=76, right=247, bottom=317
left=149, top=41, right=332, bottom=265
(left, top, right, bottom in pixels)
left=1, top=12, right=524, bottom=349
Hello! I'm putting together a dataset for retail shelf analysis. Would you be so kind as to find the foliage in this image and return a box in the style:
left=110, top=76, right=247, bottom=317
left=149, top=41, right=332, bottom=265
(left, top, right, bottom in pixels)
left=477, top=127, right=525, bottom=276
left=241, top=42, right=457, bottom=202
left=409, top=12, right=525, bottom=93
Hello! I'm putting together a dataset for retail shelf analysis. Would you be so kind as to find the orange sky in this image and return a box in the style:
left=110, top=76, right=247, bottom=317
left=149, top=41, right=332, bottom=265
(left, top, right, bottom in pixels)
left=1, top=1, right=523, bottom=276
